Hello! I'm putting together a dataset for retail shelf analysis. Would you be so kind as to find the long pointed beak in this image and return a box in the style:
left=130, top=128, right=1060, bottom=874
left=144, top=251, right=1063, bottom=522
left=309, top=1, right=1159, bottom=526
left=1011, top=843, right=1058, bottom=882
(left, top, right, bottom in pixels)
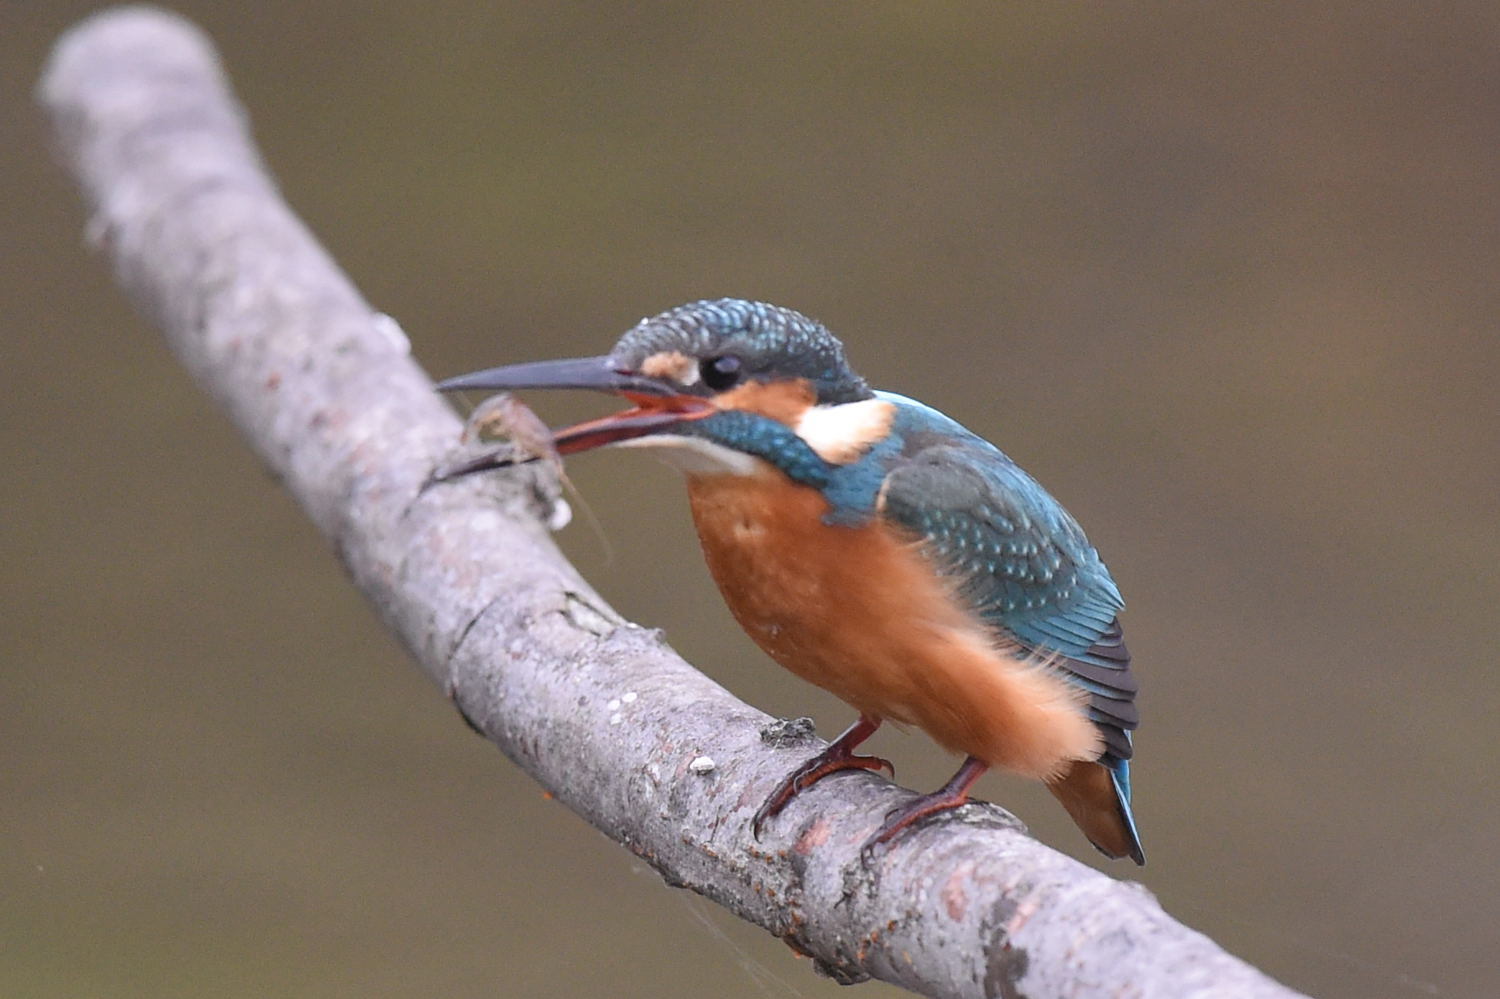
left=434, top=355, right=714, bottom=467
left=435, top=355, right=671, bottom=397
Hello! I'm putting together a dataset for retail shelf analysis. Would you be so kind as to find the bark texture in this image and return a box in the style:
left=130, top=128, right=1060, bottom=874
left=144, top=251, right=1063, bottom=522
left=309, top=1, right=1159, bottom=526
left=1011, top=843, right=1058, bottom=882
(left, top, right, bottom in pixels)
left=39, top=8, right=1305, bottom=998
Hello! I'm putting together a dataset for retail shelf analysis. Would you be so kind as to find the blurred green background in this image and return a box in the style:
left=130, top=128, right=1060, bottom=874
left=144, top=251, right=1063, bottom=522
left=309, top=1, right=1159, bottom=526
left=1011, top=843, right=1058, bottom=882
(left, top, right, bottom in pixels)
left=4, top=3, right=1497, bottom=997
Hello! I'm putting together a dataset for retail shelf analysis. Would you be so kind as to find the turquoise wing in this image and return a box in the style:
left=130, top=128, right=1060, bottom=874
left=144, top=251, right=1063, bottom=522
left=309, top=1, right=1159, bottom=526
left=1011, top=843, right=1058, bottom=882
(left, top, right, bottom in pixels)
left=876, top=434, right=1138, bottom=766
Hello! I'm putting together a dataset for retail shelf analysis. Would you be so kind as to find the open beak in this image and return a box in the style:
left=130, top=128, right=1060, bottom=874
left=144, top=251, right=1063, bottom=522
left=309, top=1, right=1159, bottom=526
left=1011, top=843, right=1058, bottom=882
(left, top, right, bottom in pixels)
left=435, top=355, right=713, bottom=457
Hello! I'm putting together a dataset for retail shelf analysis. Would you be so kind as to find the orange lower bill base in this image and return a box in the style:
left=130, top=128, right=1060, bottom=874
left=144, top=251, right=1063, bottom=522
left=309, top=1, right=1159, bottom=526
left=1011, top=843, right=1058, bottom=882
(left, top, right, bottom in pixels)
left=551, top=396, right=715, bottom=454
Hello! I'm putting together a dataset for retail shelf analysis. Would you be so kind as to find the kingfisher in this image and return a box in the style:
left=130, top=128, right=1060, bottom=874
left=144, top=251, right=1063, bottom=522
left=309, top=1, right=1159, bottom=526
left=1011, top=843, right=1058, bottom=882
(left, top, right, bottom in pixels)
left=437, top=299, right=1143, bottom=864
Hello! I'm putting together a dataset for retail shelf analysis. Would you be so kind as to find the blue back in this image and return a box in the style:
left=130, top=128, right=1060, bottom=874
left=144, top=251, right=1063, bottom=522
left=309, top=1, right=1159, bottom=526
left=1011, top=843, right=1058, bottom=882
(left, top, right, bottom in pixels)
left=680, top=391, right=1139, bottom=777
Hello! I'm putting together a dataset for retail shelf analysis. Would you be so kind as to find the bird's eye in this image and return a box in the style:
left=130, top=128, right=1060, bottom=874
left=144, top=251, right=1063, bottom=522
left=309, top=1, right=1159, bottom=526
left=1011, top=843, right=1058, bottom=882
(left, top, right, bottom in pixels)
left=699, top=355, right=742, bottom=391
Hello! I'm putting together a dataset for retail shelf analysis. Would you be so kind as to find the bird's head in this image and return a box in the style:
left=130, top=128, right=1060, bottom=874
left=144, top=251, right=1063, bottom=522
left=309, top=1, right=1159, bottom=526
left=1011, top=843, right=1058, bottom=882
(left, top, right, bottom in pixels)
left=438, top=300, right=892, bottom=475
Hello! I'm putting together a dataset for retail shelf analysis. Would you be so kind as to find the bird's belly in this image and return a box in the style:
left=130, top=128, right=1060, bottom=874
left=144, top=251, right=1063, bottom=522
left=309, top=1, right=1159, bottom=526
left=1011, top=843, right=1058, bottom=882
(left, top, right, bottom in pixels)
left=686, top=472, right=903, bottom=711
left=685, top=471, right=1099, bottom=777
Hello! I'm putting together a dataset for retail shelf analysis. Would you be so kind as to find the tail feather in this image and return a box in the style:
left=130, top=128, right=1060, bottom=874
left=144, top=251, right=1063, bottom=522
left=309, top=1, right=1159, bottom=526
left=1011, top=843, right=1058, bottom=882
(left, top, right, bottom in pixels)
left=1046, top=756, right=1145, bottom=865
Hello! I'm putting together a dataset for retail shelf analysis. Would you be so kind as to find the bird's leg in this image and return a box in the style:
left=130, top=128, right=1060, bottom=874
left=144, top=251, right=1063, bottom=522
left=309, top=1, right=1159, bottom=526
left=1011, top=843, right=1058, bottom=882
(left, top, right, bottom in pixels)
left=752, top=715, right=892, bottom=838
left=859, top=755, right=989, bottom=864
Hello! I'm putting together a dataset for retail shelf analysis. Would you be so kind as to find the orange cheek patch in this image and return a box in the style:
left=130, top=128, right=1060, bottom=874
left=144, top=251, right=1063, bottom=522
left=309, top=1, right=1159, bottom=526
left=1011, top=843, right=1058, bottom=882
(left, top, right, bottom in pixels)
left=712, top=380, right=816, bottom=425
left=638, top=351, right=698, bottom=383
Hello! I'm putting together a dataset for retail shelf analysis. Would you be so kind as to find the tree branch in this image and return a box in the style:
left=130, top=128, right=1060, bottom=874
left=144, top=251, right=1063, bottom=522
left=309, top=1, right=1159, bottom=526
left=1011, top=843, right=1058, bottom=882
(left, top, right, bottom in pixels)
left=38, top=8, right=1304, bottom=998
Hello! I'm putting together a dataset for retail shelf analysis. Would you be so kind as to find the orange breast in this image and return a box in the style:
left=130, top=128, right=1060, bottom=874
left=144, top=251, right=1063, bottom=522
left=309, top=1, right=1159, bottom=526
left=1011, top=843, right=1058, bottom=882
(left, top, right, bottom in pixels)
left=685, top=469, right=1099, bottom=779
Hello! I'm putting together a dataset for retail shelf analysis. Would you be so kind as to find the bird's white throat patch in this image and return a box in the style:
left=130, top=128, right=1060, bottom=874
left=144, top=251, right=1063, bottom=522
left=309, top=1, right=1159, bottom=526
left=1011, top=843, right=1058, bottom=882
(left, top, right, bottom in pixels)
left=615, top=435, right=762, bottom=477
left=794, top=398, right=896, bottom=464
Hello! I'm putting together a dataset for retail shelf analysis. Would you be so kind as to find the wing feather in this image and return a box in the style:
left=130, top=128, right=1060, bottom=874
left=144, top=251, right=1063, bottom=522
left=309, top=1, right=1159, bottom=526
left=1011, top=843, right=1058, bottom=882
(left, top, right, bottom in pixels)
left=877, top=436, right=1138, bottom=763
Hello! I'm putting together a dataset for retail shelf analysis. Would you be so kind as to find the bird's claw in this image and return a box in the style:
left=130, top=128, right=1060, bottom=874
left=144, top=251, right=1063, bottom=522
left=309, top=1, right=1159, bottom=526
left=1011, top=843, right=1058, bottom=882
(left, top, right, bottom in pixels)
left=750, top=802, right=777, bottom=841
left=751, top=753, right=895, bottom=840
left=857, top=794, right=978, bottom=867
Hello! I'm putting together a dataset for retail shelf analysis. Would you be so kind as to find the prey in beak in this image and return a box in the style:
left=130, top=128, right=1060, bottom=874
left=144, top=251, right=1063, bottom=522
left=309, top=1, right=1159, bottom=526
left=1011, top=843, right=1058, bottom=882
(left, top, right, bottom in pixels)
left=431, top=355, right=715, bottom=483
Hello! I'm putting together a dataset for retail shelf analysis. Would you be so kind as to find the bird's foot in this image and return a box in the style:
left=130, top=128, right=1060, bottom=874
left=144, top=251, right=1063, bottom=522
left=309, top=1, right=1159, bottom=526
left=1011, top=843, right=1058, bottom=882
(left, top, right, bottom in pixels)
left=857, top=754, right=989, bottom=866
left=752, top=749, right=894, bottom=839
left=857, top=791, right=975, bottom=866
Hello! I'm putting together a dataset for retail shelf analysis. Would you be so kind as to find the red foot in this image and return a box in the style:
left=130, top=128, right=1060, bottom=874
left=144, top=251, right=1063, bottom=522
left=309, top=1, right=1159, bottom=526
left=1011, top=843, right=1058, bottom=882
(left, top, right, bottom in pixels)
left=752, top=716, right=892, bottom=838
left=859, top=755, right=990, bottom=865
